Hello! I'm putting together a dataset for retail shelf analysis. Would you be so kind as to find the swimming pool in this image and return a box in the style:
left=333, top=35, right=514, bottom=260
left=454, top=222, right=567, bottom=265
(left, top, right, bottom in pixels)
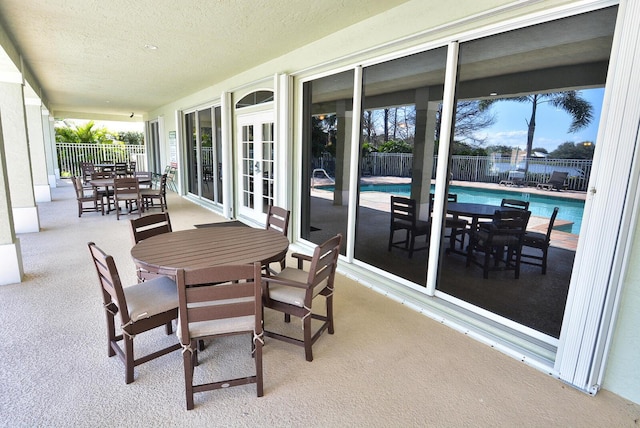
left=319, top=183, right=584, bottom=234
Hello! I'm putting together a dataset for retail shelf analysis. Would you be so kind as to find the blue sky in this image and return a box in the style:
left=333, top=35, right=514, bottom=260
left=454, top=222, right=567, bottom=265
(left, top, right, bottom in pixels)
left=473, top=88, right=604, bottom=152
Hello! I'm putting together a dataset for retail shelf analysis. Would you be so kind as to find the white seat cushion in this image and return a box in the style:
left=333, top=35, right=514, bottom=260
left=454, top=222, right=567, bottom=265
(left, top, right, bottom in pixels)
left=124, top=275, right=178, bottom=321
left=267, top=267, right=325, bottom=307
left=178, top=315, right=255, bottom=342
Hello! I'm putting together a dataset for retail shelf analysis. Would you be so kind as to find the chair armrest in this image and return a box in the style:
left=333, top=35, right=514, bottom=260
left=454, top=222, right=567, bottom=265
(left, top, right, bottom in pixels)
left=291, top=252, right=312, bottom=269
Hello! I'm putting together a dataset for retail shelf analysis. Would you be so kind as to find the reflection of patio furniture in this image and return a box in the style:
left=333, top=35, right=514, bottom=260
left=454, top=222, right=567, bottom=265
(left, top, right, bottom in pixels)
left=501, top=198, right=530, bottom=211
left=466, top=209, right=531, bottom=279
left=536, top=171, right=569, bottom=191
left=499, top=170, right=525, bottom=187
left=521, top=207, right=559, bottom=274
left=431, top=193, right=468, bottom=252
left=388, top=196, right=430, bottom=258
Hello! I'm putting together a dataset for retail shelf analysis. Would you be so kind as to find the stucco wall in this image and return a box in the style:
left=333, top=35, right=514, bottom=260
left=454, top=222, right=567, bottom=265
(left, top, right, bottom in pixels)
left=603, top=213, right=640, bottom=403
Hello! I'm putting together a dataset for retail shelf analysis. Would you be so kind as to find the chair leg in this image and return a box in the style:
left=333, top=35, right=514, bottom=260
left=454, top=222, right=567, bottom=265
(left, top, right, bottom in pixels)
left=165, top=320, right=173, bottom=335
left=184, top=341, right=195, bottom=410
left=124, top=334, right=134, bottom=384
left=483, top=249, right=491, bottom=279
left=255, top=336, right=264, bottom=397
left=327, top=295, right=335, bottom=335
left=106, top=311, right=116, bottom=358
left=284, top=313, right=291, bottom=323
left=541, top=246, right=548, bottom=275
left=408, top=232, right=415, bottom=258
left=303, top=312, right=313, bottom=362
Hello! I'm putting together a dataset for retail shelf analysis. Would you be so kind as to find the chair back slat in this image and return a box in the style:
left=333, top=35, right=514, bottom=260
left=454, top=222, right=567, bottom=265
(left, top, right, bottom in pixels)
left=88, top=242, right=130, bottom=324
left=390, top=196, right=417, bottom=226
left=501, top=198, right=530, bottom=211
left=175, top=263, right=262, bottom=345
left=266, top=205, right=290, bottom=236
left=307, top=234, right=342, bottom=287
left=130, top=213, right=172, bottom=244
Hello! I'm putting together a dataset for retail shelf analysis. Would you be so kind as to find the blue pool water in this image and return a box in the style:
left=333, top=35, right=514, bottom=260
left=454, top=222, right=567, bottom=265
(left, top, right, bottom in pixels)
left=319, top=183, right=584, bottom=234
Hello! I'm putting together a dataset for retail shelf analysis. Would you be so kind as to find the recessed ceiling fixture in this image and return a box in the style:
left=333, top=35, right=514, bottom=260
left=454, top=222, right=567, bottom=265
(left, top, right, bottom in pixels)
left=144, top=44, right=158, bottom=50
left=490, top=92, right=498, bottom=96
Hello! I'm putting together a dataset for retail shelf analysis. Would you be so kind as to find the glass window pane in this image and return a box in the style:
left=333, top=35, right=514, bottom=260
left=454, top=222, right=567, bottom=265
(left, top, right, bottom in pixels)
left=355, top=46, right=448, bottom=285
left=301, top=70, right=355, bottom=254
left=435, top=7, right=616, bottom=339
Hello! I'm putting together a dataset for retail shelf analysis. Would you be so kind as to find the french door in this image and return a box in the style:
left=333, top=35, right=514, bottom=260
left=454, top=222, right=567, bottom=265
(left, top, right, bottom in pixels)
left=236, top=111, right=275, bottom=223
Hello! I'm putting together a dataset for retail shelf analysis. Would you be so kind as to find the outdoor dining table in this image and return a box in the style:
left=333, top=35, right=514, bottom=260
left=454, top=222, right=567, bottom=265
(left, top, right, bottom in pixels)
left=89, top=176, right=152, bottom=214
left=447, top=202, right=509, bottom=231
left=130, top=226, right=290, bottom=275
left=445, top=202, right=520, bottom=256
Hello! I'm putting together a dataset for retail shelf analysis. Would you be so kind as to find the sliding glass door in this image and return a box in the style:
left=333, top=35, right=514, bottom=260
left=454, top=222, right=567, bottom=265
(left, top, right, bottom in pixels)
left=184, top=106, right=223, bottom=205
left=299, top=6, right=617, bottom=343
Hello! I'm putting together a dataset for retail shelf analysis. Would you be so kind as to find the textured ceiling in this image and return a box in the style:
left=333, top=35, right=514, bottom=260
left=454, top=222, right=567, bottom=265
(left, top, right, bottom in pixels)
left=0, top=0, right=409, bottom=118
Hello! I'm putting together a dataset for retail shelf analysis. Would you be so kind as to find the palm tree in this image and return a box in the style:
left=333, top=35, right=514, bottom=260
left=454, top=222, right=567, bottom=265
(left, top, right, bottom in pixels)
left=55, top=120, right=110, bottom=144
left=480, top=91, right=593, bottom=171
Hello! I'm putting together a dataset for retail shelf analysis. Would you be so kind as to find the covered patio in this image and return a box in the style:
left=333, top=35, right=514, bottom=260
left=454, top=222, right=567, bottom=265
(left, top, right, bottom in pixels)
left=2, top=180, right=639, bottom=425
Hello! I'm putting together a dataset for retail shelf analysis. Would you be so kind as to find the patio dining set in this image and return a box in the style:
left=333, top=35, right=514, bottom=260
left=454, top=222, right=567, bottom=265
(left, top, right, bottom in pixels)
left=72, top=161, right=167, bottom=219
left=388, top=193, right=560, bottom=279
left=86, top=203, right=343, bottom=410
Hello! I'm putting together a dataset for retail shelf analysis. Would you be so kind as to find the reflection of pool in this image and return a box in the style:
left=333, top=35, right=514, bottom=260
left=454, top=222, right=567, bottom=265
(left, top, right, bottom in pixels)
left=319, top=183, right=584, bottom=234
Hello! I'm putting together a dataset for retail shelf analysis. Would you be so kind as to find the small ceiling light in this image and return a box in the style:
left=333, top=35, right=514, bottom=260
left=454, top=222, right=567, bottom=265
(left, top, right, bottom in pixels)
left=144, top=44, right=158, bottom=50
left=490, top=92, right=498, bottom=96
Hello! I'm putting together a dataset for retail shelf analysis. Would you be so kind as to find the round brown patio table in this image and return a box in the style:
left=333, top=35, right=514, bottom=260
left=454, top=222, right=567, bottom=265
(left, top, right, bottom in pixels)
left=447, top=202, right=506, bottom=230
left=130, top=226, right=289, bottom=274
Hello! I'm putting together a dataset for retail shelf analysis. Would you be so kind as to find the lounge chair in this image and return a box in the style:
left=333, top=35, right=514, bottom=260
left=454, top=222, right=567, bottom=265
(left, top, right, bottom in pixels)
left=499, top=170, right=525, bottom=187
left=536, top=171, right=568, bottom=191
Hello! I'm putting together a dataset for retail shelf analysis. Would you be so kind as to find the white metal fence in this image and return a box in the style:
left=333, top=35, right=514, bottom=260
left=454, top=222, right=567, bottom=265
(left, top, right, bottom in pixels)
left=56, top=143, right=146, bottom=177
left=313, top=152, right=592, bottom=191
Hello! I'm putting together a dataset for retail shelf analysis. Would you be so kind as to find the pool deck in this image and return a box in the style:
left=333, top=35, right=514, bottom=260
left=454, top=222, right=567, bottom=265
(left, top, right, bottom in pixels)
left=312, top=176, right=583, bottom=251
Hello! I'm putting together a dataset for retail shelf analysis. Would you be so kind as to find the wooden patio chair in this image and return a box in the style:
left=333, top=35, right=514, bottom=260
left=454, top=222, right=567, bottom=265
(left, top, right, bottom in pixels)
left=388, top=196, right=430, bottom=258
left=113, top=177, right=143, bottom=220
left=521, top=207, right=559, bottom=274
left=141, top=174, right=168, bottom=212
left=80, top=162, right=95, bottom=184
left=72, top=176, right=103, bottom=217
left=115, top=162, right=128, bottom=177
left=466, top=209, right=531, bottom=279
left=262, top=233, right=342, bottom=362
left=87, top=242, right=180, bottom=384
left=91, top=171, right=115, bottom=213
left=175, top=262, right=264, bottom=410
left=264, top=205, right=290, bottom=274
left=129, top=212, right=173, bottom=282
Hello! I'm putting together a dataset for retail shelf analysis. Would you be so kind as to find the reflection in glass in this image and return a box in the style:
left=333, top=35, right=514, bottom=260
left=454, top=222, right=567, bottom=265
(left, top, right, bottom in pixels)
left=302, top=70, right=355, bottom=254
left=435, top=7, right=615, bottom=339
left=355, top=47, right=448, bottom=285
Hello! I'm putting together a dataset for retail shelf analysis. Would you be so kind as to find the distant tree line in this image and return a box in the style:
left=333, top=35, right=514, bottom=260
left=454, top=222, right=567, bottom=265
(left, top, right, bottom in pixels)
left=55, top=120, right=144, bottom=145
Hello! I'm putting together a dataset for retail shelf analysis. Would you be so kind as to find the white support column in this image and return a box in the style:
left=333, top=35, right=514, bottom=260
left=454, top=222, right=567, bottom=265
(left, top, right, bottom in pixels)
left=24, top=95, right=51, bottom=202
left=42, top=110, right=58, bottom=187
left=0, top=113, right=24, bottom=285
left=0, top=81, right=39, bottom=233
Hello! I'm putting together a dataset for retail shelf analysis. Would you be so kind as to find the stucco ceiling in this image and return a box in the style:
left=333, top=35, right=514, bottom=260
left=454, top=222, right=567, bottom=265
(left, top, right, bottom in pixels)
left=0, top=0, right=409, bottom=119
